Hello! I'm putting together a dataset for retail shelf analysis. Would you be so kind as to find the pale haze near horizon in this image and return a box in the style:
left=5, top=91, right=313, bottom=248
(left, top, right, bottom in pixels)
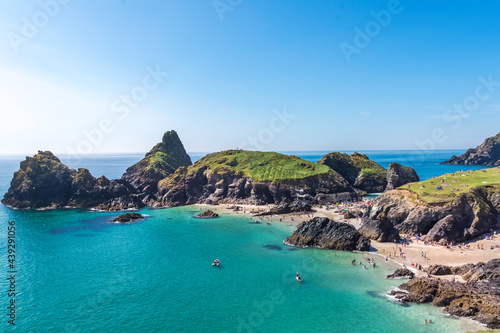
left=1, top=1, right=500, bottom=155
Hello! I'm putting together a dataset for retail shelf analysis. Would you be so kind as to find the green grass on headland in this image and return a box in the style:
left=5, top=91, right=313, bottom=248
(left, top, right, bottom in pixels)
left=400, top=167, right=500, bottom=204
left=188, top=150, right=334, bottom=182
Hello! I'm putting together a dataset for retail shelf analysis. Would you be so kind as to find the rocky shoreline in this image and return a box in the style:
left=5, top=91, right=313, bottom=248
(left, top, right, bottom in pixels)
left=389, top=259, right=500, bottom=328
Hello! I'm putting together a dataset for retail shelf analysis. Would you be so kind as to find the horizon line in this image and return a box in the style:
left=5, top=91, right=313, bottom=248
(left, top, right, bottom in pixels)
left=0, top=148, right=469, bottom=156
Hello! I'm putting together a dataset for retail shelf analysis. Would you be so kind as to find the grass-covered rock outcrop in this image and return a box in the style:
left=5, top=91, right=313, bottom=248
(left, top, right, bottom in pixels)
left=360, top=168, right=500, bottom=243
left=158, top=150, right=356, bottom=206
left=318, top=152, right=387, bottom=192
left=122, top=130, right=192, bottom=193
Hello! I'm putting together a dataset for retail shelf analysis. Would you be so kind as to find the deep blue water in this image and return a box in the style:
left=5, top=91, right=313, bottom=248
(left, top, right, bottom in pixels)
left=0, top=151, right=486, bottom=332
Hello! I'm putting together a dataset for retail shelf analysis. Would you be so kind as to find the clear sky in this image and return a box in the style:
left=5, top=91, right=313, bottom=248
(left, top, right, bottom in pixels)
left=1, top=0, right=500, bottom=155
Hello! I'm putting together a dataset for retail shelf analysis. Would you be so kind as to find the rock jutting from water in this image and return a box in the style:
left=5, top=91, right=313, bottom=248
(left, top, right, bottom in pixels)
left=284, top=217, right=371, bottom=251
left=195, top=210, right=219, bottom=219
left=110, top=213, right=144, bottom=223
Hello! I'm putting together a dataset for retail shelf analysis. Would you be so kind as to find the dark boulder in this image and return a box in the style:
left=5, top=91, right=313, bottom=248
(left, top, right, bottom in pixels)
left=195, top=209, right=219, bottom=218
left=110, top=212, right=144, bottom=223
left=426, top=265, right=452, bottom=276
left=284, top=217, right=371, bottom=251
left=387, top=268, right=415, bottom=279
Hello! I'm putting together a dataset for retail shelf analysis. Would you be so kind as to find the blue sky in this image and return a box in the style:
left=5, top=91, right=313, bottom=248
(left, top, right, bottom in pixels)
left=1, top=0, right=500, bottom=154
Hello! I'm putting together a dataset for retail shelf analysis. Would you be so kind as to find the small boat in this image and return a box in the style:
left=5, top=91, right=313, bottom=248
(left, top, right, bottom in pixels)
left=212, top=259, right=220, bottom=267
left=296, top=271, right=302, bottom=281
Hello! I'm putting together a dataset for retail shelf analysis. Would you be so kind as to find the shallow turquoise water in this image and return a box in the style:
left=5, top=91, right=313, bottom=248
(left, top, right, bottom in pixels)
left=0, top=206, right=483, bottom=332
left=0, top=152, right=486, bottom=332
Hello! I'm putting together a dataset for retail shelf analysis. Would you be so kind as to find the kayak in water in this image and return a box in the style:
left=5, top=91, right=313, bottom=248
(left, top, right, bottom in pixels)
left=296, top=271, right=302, bottom=281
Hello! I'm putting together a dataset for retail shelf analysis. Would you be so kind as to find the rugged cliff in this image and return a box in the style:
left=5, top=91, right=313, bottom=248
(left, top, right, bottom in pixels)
left=3, top=138, right=360, bottom=210
left=157, top=150, right=357, bottom=207
left=284, top=217, right=371, bottom=251
left=121, top=130, right=192, bottom=193
left=2, top=130, right=192, bottom=210
left=318, top=152, right=387, bottom=193
left=1, top=151, right=133, bottom=209
left=385, top=162, right=419, bottom=190
left=359, top=186, right=500, bottom=243
left=442, top=132, right=500, bottom=166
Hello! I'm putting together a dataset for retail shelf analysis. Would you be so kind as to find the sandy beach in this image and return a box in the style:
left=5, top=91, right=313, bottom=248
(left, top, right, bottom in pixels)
left=203, top=202, right=500, bottom=279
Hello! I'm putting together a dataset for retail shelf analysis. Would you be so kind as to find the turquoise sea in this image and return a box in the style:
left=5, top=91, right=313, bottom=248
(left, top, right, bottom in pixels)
left=0, top=150, right=487, bottom=332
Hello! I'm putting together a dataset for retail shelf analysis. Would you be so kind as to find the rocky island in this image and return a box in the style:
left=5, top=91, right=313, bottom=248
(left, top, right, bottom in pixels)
left=195, top=210, right=219, bottom=218
left=110, top=213, right=145, bottom=223
left=1, top=130, right=192, bottom=210
left=2, top=131, right=369, bottom=210
left=442, top=132, right=500, bottom=166
left=157, top=150, right=357, bottom=207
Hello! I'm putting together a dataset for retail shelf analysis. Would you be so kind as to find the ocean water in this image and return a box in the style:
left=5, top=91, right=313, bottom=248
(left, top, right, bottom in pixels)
left=0, top=151, right=487, bottom=333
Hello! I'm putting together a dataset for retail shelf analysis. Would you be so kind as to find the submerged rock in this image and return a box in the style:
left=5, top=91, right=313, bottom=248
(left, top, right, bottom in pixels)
left=110, top=212, right=144, bottom=223
left=263, top=244, right=282, bottom=251
left=284, top=217, right=371, bottom=251
left=195, top=209, right=219, bottom=219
